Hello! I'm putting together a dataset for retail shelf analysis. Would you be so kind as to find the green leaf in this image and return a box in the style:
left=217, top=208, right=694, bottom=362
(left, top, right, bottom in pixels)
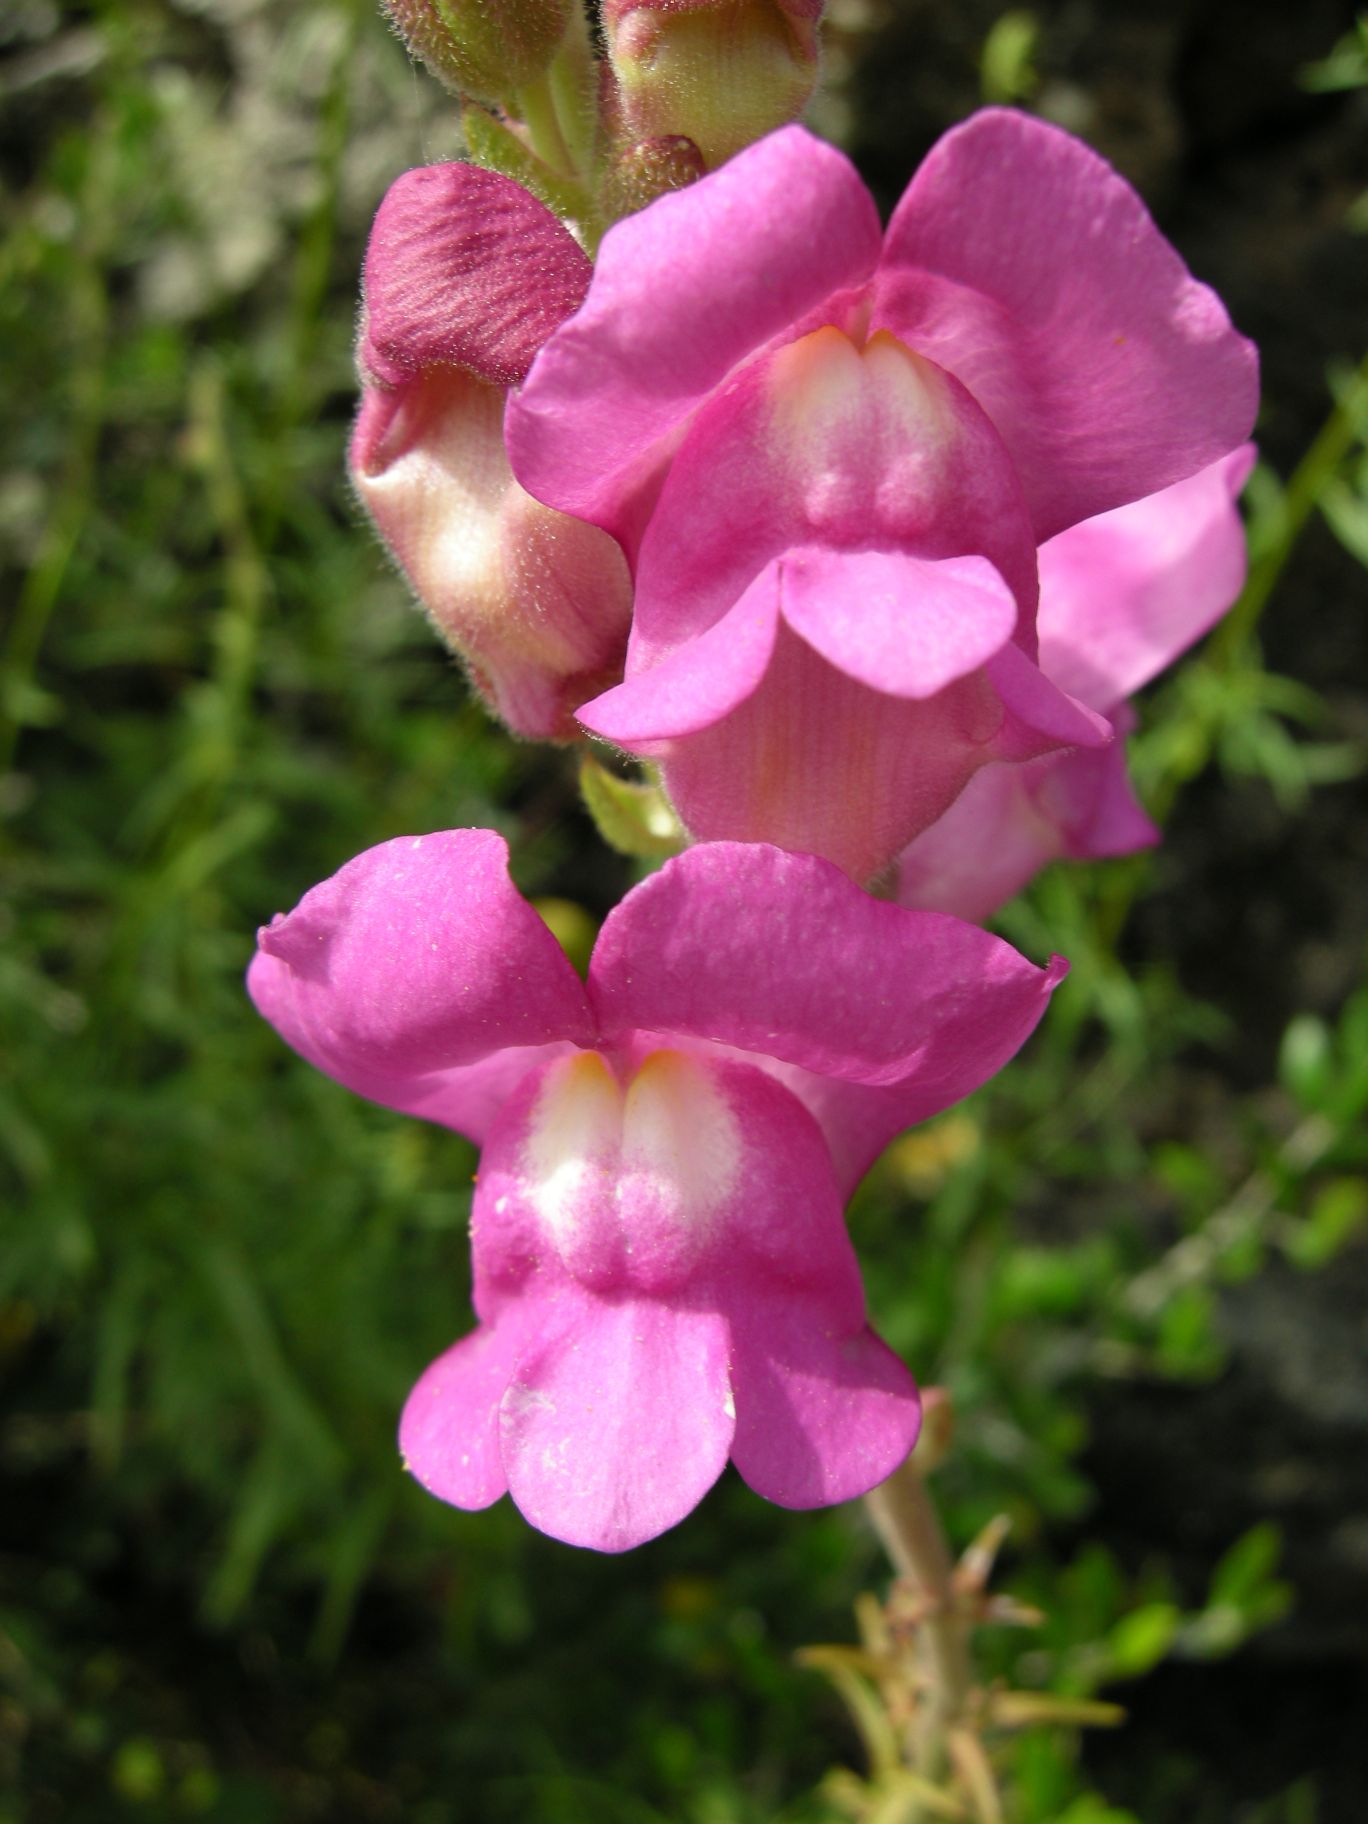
left=1156, top=1284, right=1225, bottom=1379
left=579, top=754, right=685, bottom=860
left=1279, top=1013, right=1334, bottom=1108
left=1284, top=1178, right=1368, bottom=1270
left=1208, top=1522, right=1282, bottom=1610
left=1106, top=1603, right=1181, bottom=1677
left=980, top=11, right=1040, bottom=105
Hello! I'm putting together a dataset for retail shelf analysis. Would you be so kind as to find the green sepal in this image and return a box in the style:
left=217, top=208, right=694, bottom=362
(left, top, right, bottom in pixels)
left=579, top=753, right=685, bottom=860
left=462, top=103, right=588, bottom=221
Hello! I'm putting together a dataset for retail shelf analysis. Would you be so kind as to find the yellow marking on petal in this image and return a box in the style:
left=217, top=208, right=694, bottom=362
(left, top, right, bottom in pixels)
left=520, top=1048, right=740, bottom=1278
left=524, top=1051, right=623, bottom=1248
left=767, top=325, right=958, bottom=534
left=620, top=1049, right=740, bottom=1235
left=768, top=324, right=866, bottom=449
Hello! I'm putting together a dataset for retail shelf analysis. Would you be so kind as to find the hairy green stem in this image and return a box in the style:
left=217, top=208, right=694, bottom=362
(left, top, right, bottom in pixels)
left=517, top=73, right=576, bottom=179
left=547, top=4, right=599, bottom=183
left=864, top=1452, right=972, bottom=1802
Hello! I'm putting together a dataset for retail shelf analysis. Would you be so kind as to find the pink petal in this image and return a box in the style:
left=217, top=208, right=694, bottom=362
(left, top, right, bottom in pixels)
left=589, top=841, right=1065, bottom=1091
left=360, top=163, right=591, bottom=391
left=247, top=830, right=594, bottom=1135
left=506, top=126, right=882, bottom=557
left=728, top=1307, right=920, bottom=1509
left=703, top=1065, right=921, bottom=1507
left=400, top=1043, right=581, bottom=1147
left=633, top=616, right=1103, bottom=883
left=778, top=546, right=1017, bottom=698
left=1036, top=702, right=1159, bottom=859
left=399, top=1296, right=560, bottom=1512
left=473, top=1048, right=919, bottom=1535
left=895, top=726, right=1159, bottom=924
left=498, top=1292, right=735, bottom=1552
left=876, top=110, right=1258, bottom=541
left=895, top=761, right=1068, bottom=925
left=624, top=326, right=1037, bottom=670
left=1036, top=446, right=1255, bottom=710
left=472, top=1046, right=847, bottom=1301
left=985, top=639, right=1113, bottom=758
left=577, top=563, right=781, bottom=745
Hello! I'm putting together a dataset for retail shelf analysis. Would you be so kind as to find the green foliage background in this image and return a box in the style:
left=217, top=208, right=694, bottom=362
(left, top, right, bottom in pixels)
left=2, top=3, right=1366, bottom=1820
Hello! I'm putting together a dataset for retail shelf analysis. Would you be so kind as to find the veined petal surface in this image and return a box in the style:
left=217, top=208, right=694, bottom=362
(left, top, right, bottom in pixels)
left=247, top=830, right=594, bottom=1134
left=876, top=109, right=1258, bottom=541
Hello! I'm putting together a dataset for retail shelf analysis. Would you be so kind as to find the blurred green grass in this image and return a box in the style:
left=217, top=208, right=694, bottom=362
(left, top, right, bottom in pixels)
left=2, top=3, right=1367, bottom=1821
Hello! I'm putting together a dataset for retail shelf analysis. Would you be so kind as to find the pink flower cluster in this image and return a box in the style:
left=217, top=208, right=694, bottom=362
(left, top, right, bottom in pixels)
left=253, top=108, right=1256, bottom=1550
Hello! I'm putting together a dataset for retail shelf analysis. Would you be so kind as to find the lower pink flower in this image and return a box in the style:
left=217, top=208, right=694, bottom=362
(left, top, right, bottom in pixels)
left=248, top=832, right=1066, bottom=1550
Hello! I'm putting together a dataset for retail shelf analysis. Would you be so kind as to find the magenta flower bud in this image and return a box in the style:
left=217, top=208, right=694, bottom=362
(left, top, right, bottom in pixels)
left=603, top=0, right=823, bottom=170
left=381, top=0, right=571, bottom=104
left=600, top=134, right=707, bottom=219
left=351, top=163, right=632, bottom=740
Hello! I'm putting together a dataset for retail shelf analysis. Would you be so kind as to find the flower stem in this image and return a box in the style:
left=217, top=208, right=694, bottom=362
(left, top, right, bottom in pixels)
left=864, top=1452, right=971, bottom=1787
left=517, top=73, right=576, bottom=180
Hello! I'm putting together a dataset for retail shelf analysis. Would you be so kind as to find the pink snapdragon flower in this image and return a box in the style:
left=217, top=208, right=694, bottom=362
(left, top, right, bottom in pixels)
left=896, top=445, right=1256, bottom=921
left=507, top=110, right=1258, bottom=882
left=351, top=164, right=633, bottom=740
left=247, top=831, right=1065, bottom=1550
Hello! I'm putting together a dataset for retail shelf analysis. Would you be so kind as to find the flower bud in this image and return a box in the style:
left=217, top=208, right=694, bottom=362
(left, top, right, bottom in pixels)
left=351, top=164, right=633, bottom=740
left=604, top=0, right=822, bottom=170
left=600, top=134, right=706, bottom=219
left=381, top=0, right=571, bottom=105
left=353, top=374, right=632, bottom=739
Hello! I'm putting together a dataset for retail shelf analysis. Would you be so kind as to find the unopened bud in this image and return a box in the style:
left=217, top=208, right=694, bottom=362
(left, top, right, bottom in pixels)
left=600, top=134, right=706, bottom=219
left=604, top=0, right=822, bottom=170
left=382, top=0, right=571, bottom=104
left=354, top=368, right=633, bottom=741
left=352, top=164, right=633, bottom=740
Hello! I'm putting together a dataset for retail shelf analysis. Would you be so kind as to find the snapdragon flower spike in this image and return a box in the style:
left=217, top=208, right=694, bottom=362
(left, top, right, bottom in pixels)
left=896, top=445, right=1256, bottom=921
left=507, top=111, right=1257, bottom=882
left=351, top=163, right=632, bottom=741
left=247, top=831, right=1066, bottom=1551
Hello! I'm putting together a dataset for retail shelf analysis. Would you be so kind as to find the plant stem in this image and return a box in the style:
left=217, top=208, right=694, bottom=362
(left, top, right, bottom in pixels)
left=1211, top=346, right=1368, bottom=668
left=1090, top=347, right=1368, bottom=946
left=864, top=1452, right=971, bottom=1787
left=517, top=73, right=576, bottom=179
left=548, top=4, right=599, bottom=183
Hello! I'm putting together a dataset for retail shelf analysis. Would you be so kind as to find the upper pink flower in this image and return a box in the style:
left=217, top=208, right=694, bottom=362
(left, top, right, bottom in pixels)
left=896, top=445, right=1256, bottom=921
left=506, top=111, right=1258, bottom=881
left=247, top=831, right=1065, bottom=1550
left=351, top=164, right=633, bottom=740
